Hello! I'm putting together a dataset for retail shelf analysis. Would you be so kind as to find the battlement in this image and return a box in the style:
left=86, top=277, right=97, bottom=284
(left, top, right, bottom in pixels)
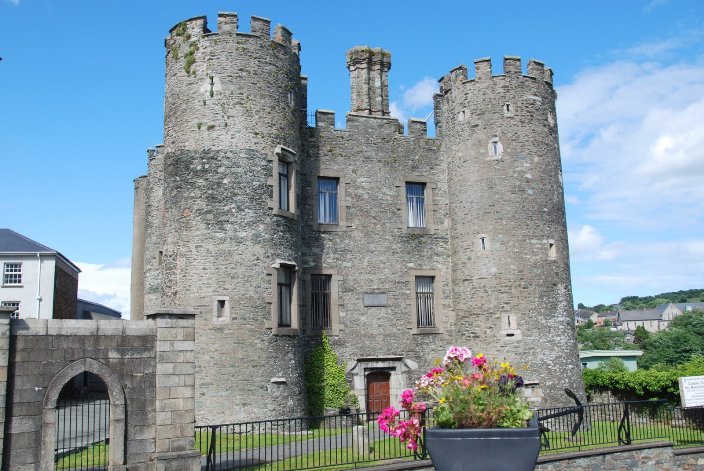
left=166, top=13, right=298, bottom=51
left=439, top=56, right=553, bottom=93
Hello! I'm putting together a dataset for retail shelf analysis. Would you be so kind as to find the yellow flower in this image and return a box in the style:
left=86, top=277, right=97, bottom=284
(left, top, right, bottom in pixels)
left=500, top=362, right=511, bottom=369
left=439, top=398, right=446, bottom=404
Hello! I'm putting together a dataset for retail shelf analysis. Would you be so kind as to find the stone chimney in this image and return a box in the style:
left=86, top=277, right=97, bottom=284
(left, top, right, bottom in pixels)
left=346, top=47, right=391, bottom=116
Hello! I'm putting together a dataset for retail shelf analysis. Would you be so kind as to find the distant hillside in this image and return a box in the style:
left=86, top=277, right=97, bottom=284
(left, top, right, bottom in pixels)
left=578, top=289, right=704, bottom=313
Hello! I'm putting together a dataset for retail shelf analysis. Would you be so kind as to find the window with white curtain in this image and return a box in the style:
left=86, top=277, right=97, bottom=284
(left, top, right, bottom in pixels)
left=3, top=263, right=22, bottom=285
left=317, top=178, right=338, bottom=224
left=415, top=276, right=435, bottom=328
left=406, top=183, right=426, bottom=228
left=278, top=266, right=293, bottom=327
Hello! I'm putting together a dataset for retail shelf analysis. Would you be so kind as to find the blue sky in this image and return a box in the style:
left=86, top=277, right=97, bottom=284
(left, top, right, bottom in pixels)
left=1, top=0, right=703, bottom=317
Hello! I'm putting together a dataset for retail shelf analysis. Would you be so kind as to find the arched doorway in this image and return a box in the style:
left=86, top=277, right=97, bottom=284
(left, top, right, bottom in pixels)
left=41, top=358, right=126, bottom=471
left=54, top=373, right=110, bottom=469
left=366, top=371, right=391, bottom=415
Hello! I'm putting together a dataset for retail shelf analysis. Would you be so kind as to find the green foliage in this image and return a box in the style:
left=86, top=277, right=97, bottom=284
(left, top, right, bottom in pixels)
left=173, top=22, right=188, bottom=37
left=583, top=355, right=704, bottom=401
left=633, top=325, right=650, bottom=347
left=184, top=41, right=199, bottom=75
left=304, top=333, right=354, bottom=417
left=170, top=43, right=180, bottom=61
left=597, top=357, right=628, bottom=373
left=639, top=311, right=704, bottom=369
left=578, top=289, right=703, bottom=312
left=577, top=324, right=636, bottom=350
left=619, top=289, right=704, bottom=310
left=602, top=318, right=613, bottom=328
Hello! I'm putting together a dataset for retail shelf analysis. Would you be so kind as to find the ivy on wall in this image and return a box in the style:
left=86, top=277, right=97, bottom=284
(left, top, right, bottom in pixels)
left=304, top=333, right=357, bottom=417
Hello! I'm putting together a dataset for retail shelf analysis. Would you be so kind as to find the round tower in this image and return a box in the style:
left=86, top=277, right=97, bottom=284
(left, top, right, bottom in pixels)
left=144, top=13, right=306, bottom=422
left=436, top=56, right=584, bottom=405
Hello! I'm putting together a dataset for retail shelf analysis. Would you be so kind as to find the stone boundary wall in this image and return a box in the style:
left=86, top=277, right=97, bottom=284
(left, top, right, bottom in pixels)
left=0, top=310, right=199, bottom=471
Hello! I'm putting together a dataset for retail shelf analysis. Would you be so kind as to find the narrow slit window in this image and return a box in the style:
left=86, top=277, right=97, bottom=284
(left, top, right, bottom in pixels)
left=548, top=241, right=556, bottom=258
left=278, top=162, right=289, bottom=211
left=406, top=182, right=426, bottom=228
left=317, top=178, right=339, bottom=224
left=480, top=237, right=486, bottom=251
left=158, top=251, right=164, bottom=266
left=216, top=299, right=226, bottom=318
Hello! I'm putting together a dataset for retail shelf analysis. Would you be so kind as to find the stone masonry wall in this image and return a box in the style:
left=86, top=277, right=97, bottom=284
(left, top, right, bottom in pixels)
left=133, top=10, right=585, bottom=423
left=144, top=14, right=307, bottom=424
left=436, top=57, right=583, bottom=406
left=301, top=113, right=451, bottom=404
left=1, top=314, right=198, bottom=471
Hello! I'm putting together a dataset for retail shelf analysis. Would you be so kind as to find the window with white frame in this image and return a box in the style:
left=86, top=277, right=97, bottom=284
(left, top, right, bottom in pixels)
left=310, top=274, right=332, bottom=330
left=415, top=276, right=435, bottom=328
left=406, top=183, right=426, bottom=228
left=3, top=263, right=22, bottom=285
left=317, top=178, right=339, bottom=225
left=1, top=301, right=19, bottom=319
left=278, top=266, right=293, bottom=328
left=278, top=162, right=290, bottom=212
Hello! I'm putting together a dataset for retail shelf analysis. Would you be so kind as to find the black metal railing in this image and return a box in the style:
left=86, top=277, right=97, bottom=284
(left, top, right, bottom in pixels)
left=54, top=399, right=110, bottom=470
left=196, top=402, right=704, bottom=470
left=196, top=410, right=422, bottom=471
left=536, top=400, right=704, bottom=454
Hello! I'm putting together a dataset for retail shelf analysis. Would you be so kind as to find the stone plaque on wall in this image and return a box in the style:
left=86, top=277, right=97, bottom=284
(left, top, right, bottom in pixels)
left=679, top=375, right=704, bottom=408
left=363, top=293, right=388, bottom=307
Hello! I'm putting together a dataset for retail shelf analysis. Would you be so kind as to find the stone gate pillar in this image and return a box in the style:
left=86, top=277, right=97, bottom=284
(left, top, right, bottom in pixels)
left=147, top=311, right=200, bottom=471
left=0, top=308, right=11, bottom=470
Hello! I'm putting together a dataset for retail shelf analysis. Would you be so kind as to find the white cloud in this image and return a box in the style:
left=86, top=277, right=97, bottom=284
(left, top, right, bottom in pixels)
left=390, top=77, right=438, bottom=126
left=568, top=225, right=622, bottom=261
left=389, top=101, right=407, bottom=124
left=558, top=59, right=704, bottom=226
left=571, top=238, right=704, bottom=306
left=6, top=0, right=20, bottom=5
left=401, top=77, right=437, bottom=110
left=77, top=260, right=131, bottom=319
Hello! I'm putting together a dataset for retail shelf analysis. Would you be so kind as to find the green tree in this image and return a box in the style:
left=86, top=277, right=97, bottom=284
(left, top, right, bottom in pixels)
left=633, top=325, right=650, bottom=347
left=639, top=311, right=704, bottom=369
left=577, top=324, right=635, bottom=350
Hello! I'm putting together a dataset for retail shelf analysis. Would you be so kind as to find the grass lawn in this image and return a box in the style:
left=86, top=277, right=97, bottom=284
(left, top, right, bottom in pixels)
left=55, top=441, right=108, bottom=470
left=196, top=425, right=353, bottom=455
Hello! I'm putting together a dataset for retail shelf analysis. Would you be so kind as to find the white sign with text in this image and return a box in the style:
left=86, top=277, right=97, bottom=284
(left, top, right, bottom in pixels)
left=679, top=375, right=704, bottom=408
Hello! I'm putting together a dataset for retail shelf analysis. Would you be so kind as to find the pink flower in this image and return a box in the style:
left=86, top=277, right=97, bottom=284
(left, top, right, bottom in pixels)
left=376, top=407, right=400, bottom=434
left=401, top=389, right=415, bottom=408
left=443, top=346, right=472, bottom=364
left=471, top=353, right=487, bottom=367
left=425, top=367, right=444, bottom=378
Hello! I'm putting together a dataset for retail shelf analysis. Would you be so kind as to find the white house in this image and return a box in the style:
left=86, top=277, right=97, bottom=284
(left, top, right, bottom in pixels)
left=0, top=229, right=80, bottom=319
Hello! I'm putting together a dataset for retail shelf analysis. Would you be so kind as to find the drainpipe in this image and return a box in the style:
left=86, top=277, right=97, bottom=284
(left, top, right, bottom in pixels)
left=36, top=252, right=42, bottom=319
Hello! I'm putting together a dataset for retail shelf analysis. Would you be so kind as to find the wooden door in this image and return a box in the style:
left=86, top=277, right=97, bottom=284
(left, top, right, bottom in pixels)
left=366, top=371, right=391, bottom=414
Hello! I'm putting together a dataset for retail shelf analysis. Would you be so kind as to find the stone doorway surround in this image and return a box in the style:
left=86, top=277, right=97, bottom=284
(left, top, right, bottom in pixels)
left=348, top=356, right=418, bottom=413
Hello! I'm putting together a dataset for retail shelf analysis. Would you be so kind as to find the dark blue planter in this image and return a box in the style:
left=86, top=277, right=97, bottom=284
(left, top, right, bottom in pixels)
left=423, top=421, right=540, bottom=471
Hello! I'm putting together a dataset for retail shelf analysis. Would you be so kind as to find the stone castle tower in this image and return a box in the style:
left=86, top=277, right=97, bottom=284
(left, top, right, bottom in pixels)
left=132, top=12, right=583, bottom=423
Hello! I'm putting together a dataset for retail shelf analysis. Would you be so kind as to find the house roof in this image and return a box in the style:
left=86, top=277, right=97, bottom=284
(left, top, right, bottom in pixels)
left=0, top=229, right=81, bottom=273
left=675, top=302, right=704, bottom=312
left=597, top=311, right=618, bottom=318
left=575, top=309, right=595, bottom=320
left=618, top=309, right=662, bottom=322
left=579, top=350, right=643, bottom=359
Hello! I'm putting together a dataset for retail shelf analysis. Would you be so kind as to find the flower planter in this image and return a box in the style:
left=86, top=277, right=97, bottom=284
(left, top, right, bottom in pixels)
left=424, top=421, right=540, bottom=471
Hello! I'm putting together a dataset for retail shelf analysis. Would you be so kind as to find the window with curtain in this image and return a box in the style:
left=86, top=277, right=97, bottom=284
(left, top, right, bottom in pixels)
left=278, top=266, right=292, bottom=327
left=311, top=274, right=332, bottom=330
left=317, top=178, right=339, bottom=224
left=416, top=276, right=435, bottom=328
left=406, top=183, right=426, bottom=228
left=278, top=162, right=289, bottom=211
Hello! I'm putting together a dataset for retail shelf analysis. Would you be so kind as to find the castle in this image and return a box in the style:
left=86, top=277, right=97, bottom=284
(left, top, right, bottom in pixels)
left=131, top=12, right=583, bottom=424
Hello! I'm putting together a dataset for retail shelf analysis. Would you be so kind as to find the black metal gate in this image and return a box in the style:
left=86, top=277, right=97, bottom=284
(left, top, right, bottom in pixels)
left=54, top=399, right=110, bottom=470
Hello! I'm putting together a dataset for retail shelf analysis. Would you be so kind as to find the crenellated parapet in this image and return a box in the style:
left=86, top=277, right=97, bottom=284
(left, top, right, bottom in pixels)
left=438, top=56, right=554, bottom=94
left=163, top=13, right=303, bottom=152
